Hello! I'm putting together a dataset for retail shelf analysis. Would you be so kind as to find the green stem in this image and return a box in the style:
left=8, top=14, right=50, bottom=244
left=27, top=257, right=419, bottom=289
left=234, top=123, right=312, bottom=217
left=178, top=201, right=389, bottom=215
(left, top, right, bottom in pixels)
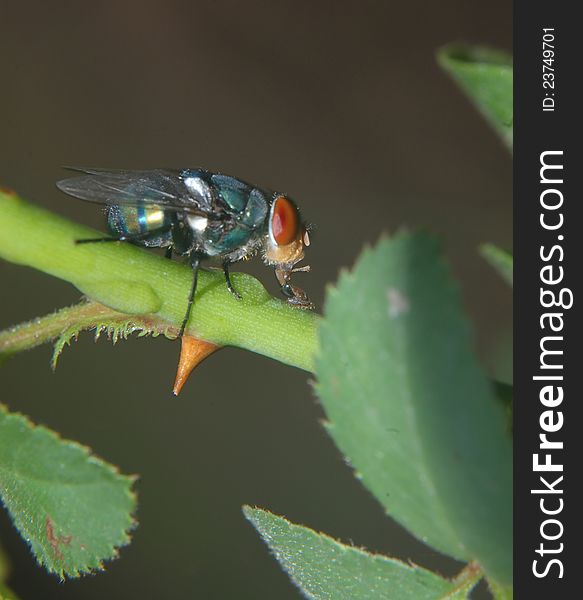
left=0, top=190, right=319, bottom=372
left=0, top=300, right=170, bottom=362
left=0, top=301, right=119, bottom=355
left=450, top=561, right=484, bottom=597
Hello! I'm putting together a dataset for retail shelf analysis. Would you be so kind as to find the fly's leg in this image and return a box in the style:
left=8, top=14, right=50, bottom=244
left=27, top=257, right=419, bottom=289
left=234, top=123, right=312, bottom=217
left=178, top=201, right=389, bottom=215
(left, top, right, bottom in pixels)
left=222, top=261, right=242, bottom=300
left=275, top=266, right=314, bottom=310
left=281, top=282, right=314, bottom=309
left=165, top=246, right=173, bottom=260
left=179, top=253, right=202, bottom=338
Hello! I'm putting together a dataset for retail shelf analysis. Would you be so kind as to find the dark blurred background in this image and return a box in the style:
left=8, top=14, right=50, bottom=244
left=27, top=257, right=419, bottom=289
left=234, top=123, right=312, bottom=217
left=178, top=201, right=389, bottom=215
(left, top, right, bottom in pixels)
left=0, top=2, right=511, bottom=598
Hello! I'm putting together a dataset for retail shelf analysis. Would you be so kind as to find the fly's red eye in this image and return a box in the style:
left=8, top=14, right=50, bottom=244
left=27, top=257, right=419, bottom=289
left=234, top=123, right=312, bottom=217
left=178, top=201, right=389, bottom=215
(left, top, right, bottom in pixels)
left=271, top=196, right=299, bottom=246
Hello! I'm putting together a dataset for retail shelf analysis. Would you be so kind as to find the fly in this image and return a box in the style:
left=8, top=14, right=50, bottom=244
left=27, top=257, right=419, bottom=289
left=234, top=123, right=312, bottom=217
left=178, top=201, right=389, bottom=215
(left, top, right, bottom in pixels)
left=57, top=167, right=314, bottom=337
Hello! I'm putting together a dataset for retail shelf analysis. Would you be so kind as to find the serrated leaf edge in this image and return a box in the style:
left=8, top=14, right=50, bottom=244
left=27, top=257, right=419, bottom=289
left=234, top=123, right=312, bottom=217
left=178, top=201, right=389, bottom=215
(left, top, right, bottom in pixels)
left=0, top=404, right=138, bottom=579
left=243, top=506, right=483, bottom=600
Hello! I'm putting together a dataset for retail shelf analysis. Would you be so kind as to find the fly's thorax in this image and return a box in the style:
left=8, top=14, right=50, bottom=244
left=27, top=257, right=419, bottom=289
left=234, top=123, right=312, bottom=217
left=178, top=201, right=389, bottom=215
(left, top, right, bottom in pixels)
left=186, top=214, right=209, bottom=233
left=181, top=170, right=269, bottom=228
left=262, top=194, right=309, bottom=268
left=182, top=173, right=270, bottom=258
left=199, top=217, right=260, bottom=257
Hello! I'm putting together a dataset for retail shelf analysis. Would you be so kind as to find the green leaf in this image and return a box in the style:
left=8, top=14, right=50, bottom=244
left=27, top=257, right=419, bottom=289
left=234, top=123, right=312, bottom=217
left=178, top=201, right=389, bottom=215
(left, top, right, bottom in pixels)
left=0, top=404, right=136, bottom=578
left=0, top=542, right=9, bottom=584
left=438, top=45, right=513, bottom=149
left=493, top=381, right=513, bottom=434
left=315, top=233, right=512, bottom=584
left=480, top=244, right=513, bottom=286
left=0, top=542, right=20, bottom=600
left=244, top=507, right=480, bottom=599
left=0, top=583, right=21, bottom=600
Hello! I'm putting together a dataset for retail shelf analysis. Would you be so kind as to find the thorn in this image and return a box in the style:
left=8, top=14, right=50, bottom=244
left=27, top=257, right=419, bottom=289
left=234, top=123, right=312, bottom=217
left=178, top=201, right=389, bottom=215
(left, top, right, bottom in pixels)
left=172, top=336, right=220, bottom=396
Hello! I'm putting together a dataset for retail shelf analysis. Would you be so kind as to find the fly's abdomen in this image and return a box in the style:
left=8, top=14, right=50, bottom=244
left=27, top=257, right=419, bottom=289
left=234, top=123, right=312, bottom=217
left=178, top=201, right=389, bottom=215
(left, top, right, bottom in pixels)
left=107, top=204, right=172, bottom=247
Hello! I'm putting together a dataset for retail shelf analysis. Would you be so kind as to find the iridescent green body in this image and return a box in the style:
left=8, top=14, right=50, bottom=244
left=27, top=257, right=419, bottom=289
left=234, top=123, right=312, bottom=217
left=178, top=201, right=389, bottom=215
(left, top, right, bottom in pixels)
left=57, top=166, right=313, bottom=336
left=105, top=168, right=270, bottom=260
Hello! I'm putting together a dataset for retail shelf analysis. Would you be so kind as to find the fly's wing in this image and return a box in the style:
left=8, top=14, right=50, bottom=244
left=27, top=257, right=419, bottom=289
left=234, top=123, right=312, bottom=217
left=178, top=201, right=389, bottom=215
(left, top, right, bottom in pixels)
left=56, top=168, right=215, bottom=217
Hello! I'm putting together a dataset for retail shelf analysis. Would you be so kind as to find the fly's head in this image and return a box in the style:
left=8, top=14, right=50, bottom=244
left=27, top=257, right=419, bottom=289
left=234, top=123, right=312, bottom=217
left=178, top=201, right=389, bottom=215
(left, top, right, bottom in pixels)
left=263, top=194, right=314, bottom=309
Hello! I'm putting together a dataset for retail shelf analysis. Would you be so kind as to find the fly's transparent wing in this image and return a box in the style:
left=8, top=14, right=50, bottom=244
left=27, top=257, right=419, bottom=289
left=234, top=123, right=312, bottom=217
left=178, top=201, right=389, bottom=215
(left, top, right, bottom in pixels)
left=56, top=168, right=213, bottom=216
